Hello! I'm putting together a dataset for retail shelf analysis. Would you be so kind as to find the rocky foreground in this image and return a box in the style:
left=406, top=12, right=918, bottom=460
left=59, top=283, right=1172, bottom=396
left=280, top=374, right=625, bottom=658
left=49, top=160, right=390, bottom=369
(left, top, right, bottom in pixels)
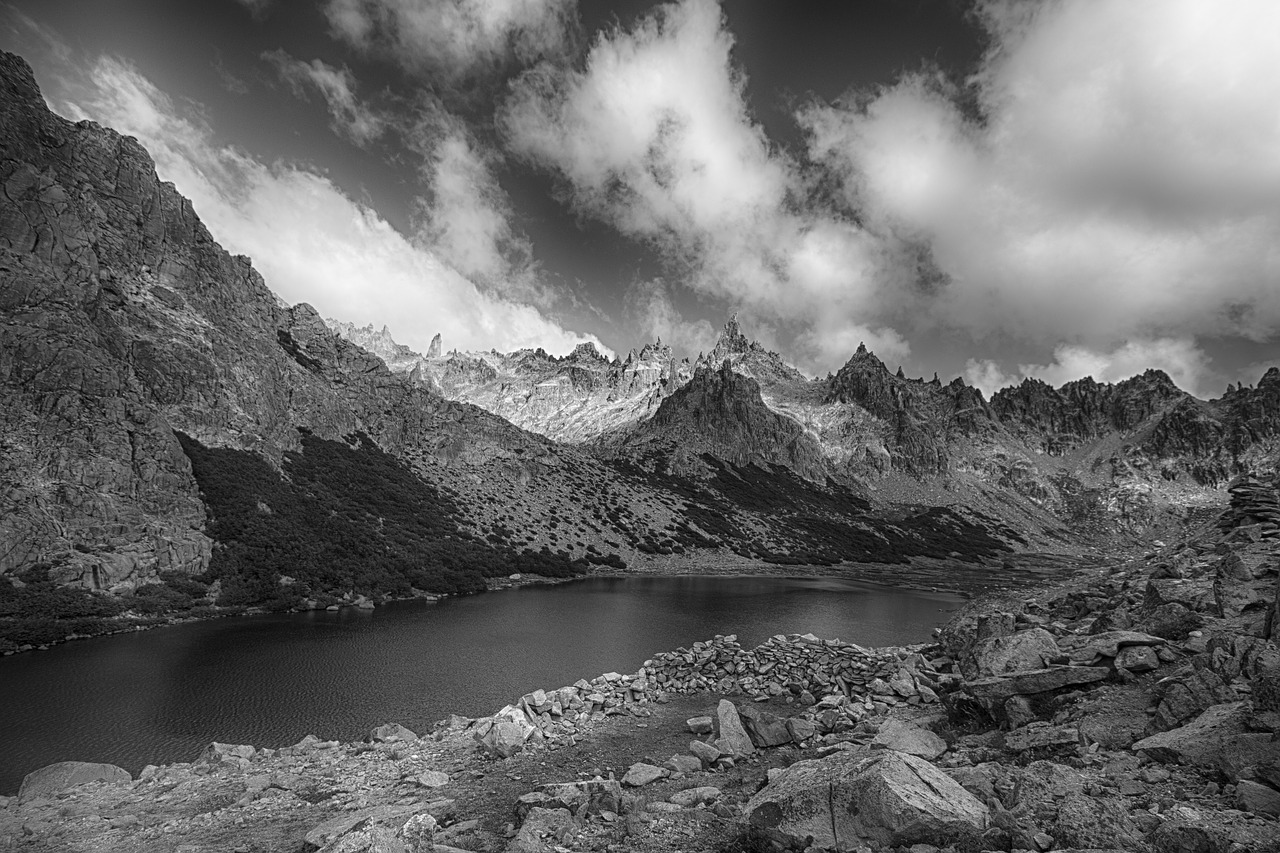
left=4, top=495, right=1280, bottom=852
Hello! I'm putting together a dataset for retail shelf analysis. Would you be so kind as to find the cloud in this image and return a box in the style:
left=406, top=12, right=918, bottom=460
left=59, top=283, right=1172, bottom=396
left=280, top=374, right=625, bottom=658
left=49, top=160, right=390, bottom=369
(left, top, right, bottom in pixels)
left=235, top=0, right=273, bottom=19
left=263, top=50, right=385, bottom=146
left=56, top=56, right=606, bottom=358
left=966, top=338, right=1213, bottom=398
left=625, top=280, right=719, bottom=359
left=502, top=0, right=909, bottom=374
left=323, top=0, right=576, bottom=81
left=805, top=0, right=1280, bottom=353
left=409, top=120, right=546, bottom=304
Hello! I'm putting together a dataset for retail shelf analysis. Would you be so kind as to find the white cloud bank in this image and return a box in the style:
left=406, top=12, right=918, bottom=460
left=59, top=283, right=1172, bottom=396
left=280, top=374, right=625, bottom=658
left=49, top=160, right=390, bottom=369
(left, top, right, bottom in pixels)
left=964, top=338, right=1211, bottom=398
left=806, top=0, right=1280, bottom=396
left=502, top=0, right=909, bottom=372
left=61, top=57, right=606, bottom=358
left=500, top=0, right=1280, bottom=394
left=324, top=0, right=576, bottom=81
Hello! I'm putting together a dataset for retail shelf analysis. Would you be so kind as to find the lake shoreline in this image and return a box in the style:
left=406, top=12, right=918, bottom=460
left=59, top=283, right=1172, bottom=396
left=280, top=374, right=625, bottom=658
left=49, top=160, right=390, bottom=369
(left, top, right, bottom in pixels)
left=0, top=551, right=1076, bottom=657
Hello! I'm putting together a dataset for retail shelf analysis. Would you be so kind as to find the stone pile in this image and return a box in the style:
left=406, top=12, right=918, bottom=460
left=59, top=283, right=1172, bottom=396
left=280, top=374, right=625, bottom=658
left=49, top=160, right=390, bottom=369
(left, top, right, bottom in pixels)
left=470, top=633, right=948, bottom=758
left=1218, top=473, right=1280, bottom=538
left=645, top=632, right=945, bottom=704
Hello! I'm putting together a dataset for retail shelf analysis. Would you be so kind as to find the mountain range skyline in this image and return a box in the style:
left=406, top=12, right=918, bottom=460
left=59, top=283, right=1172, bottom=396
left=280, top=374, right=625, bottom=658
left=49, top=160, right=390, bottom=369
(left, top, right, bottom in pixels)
left=2, top=0, right=1277, bottom=401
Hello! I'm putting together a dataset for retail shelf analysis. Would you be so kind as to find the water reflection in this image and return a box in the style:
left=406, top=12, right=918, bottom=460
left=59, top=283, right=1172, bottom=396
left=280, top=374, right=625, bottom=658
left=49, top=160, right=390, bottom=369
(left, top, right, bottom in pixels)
left=0, top=575, right=960, bottom=793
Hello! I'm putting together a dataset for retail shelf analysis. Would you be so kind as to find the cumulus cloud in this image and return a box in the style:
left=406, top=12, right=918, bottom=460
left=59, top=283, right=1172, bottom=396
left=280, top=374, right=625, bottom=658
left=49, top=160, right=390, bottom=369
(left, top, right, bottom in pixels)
left=58, top=56, right=605, bottom=358
left=966, top=338, right=1213, bottom=398
left=410, top=121, right=546, bottom=304
left=503, top=0, right=909, bottom=374
left=263, top=50, right=385, bottom=146
left=806, top=0, right=1280, bottom=353
left=625, top=280, right=719, bottom=359
left=323, top=0, right=576, bottom=81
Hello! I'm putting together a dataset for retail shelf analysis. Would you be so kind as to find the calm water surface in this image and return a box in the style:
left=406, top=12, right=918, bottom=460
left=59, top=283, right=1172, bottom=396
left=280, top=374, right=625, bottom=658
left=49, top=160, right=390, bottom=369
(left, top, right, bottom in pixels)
left=0, top=575, right=961, bottom=793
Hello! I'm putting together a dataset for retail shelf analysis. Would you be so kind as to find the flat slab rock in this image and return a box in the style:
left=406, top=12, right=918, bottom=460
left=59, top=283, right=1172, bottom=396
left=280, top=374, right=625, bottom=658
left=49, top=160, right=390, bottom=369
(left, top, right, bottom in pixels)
left=1132, top=701, right=1280, bottom=777
left=745, top=748, right=989, bottom=848
left=967, top=666, right=1108, bottom=701
left=18, top=761, right=132, bottom=803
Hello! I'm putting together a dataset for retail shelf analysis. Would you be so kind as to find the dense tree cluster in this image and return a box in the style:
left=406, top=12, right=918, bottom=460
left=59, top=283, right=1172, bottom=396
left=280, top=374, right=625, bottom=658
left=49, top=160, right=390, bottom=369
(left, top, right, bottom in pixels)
left=178, top=430, right=586, bottom=608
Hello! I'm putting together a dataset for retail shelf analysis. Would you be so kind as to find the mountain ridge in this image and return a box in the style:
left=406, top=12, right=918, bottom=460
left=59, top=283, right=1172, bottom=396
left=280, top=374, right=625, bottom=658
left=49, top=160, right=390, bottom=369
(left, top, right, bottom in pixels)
left=1, top=48, right=1277, bottom=630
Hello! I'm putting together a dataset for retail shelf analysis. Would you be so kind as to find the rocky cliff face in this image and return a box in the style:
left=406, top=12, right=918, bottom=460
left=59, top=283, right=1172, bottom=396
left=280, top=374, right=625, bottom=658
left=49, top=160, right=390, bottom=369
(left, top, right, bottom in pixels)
left=328, top=320, right=694, bottom=444
left=0, top=52, right=551, bottom=591
left=598, top=361, right=831, bottom=482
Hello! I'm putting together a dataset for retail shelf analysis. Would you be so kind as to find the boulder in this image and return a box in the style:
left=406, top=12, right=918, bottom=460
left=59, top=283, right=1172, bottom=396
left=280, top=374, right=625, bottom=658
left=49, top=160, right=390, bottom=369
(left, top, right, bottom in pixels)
left=664, top=754, right=702, bottom=774
left=1004, top=723, right=1079, bottom=752
left=745, top=749, right=988, bottom=849
left=508, top=807, right=575, bottom=853
left=1068, top=630, right=1165, bottom=665
left=621, top=762, right=667, bottom=787
left=1152, top=666, right=1235, bottom=730
left=475, top=705, right=536, bottom=758
left=870, top=718, right=946, bottom=760
left=737, top=703, right=792, bottom=748
left=1114, top=645, right=1160, bottom=672
left=1132, top=701, right=1280, bottom=778
left=1236, top=779, right=1280, bottom=817
left=1214, top=576, right=1267, bottom=619
left=715, top=700, right=755, bottom=757
left=415, top=770, right=448, bottom=788
left=689, top=740, right=721, bottom=768
left=400, top=813, right=436, bottom=853
left=966, top=628, right=1060, bottom=677
left=198, top=742, right=256, bottom=764
left=785, top=716, right=816, bottom=743
left=966, top=666, right=1108, bottom=702
left=686, top=716, right=713, bottom=734
left=669, top=786, right=720, bottom=808
left=315, top=825, right=404, bottom=853
left=1136, top=602, right=1204, bottom=640
left=536, top=778, right=622, bottom=816
left=18, top=761, right=131, bottom=803
left=368, top=723, right=417, bottom=743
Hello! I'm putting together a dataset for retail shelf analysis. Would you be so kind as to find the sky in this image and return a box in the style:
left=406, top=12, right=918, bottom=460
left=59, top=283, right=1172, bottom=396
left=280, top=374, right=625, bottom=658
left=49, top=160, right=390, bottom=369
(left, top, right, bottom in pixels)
left=2, top=0, right=1278, bottom=399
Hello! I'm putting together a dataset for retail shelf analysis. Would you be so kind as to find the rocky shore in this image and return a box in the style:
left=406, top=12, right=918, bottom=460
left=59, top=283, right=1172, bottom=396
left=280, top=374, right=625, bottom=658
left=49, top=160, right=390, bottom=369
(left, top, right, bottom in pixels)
left=3, top=503, right=1279, bottom=853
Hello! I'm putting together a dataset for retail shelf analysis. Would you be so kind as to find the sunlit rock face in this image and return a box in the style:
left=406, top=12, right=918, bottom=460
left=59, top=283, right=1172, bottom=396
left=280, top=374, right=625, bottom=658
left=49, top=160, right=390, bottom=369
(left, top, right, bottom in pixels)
left=0, top=51, right=550, bottom=588
left=329, top=320, right=695, bottom=444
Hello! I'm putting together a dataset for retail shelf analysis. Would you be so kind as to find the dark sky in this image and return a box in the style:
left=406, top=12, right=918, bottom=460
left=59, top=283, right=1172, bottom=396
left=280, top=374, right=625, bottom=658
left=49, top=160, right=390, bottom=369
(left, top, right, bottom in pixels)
left=2, top=0, right=1276, bottom=397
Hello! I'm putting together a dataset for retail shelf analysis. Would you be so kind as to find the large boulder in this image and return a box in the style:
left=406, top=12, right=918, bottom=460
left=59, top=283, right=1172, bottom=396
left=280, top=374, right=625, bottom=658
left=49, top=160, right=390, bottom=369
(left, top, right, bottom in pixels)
left=1066, top=630, right=1165, bottom=665
left=966, top=666, right=1108, bottom=703
left=965, top=628, right=1060, bottom=677
left=18, top=761, right=131, bottom=803
left=475, top=705, right=537, bottom=758
left=535, top=778, right=623, bottom=817
left=368, top=723, right=417, bottom=743
left=737, top=703, right=792, bottom=748
left=871, top=718, right=946, bottom=760
left=745, top=749, right=988, bottom=849
left=508, top=807, right=575, bottom=853
left=715, top=700, right=755, bottom=758
left=1132, top=701, right=1280, bottom=779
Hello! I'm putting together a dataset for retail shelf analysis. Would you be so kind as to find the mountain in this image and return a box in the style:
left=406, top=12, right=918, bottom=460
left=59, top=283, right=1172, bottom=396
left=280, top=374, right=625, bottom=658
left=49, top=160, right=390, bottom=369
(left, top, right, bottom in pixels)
left=0, top=49, right=1032, bottom=636
left=3, top=46, right=1279, bottom=634
left=328, top=319, right=692, bottom=443
left=336, top=314, right=1280, bottom=540
left=597, top=360, right=831, bottom=483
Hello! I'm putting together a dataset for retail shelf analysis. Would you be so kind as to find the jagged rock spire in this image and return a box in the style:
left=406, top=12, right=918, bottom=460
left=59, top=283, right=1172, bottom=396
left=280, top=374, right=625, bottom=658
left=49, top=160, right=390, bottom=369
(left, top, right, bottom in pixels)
left=426, top=333, right=442, bottom=358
